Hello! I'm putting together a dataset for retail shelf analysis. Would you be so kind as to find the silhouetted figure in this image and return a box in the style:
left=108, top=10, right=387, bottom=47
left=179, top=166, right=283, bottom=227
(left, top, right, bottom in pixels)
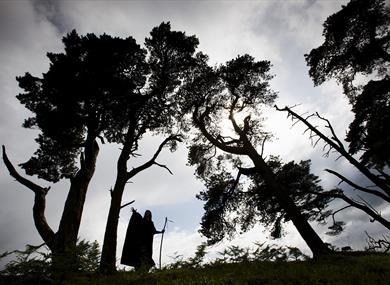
left=121, top=208, right=164, bottom=271
left=120, top=209, right=143, bottom=269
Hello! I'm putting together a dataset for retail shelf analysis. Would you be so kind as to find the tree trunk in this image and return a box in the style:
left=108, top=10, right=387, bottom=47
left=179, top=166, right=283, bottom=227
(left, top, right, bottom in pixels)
left=3, top=138, right=99, bottom=274
left=194, top=114, right=331, bottom=258
left=99, top=176, right=127, bottom=273
left=99, top=132, right=178, bottom=273
left=99, top=123, right=135, bottom=274
left=246, top=144, right=331, bottom=258
left=53, top=138, right=99, bottom=272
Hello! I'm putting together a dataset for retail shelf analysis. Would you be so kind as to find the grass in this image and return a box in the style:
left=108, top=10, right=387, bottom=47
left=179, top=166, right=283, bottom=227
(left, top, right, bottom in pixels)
left=126, top=253, right=389, bottom=285
left=1, top=253, right=389, bottom=285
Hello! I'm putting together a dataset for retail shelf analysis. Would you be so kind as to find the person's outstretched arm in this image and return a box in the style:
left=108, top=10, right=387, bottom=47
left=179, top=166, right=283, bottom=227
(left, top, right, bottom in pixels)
left=153, top=223, right=165, bottom=234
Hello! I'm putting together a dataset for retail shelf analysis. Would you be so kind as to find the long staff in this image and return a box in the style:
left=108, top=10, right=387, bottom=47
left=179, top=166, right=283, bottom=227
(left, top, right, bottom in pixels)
left=159, top=217, right=168, bottom=270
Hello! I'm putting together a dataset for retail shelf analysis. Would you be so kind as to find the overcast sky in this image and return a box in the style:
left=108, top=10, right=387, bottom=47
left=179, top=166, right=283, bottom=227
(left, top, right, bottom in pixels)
left=1, top=0, right=389, bottom=269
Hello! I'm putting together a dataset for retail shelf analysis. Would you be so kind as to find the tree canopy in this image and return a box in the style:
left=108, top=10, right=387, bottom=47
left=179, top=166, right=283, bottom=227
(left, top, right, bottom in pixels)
left=6, top=23, right=201, bottom=273
left=305, top=0, right=390, bottom=168
left=179, top=54, right=330, bottom=256
left=99, top=22, right=199, bottom=273
left=196, top=157, right=330, bottom=244
left=16, top=30, right=148, bottom=182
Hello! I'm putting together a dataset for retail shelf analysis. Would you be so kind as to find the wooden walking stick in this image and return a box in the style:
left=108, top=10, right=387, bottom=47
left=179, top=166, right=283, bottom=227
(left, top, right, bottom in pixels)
left=159, top=217, right=168, bottom=270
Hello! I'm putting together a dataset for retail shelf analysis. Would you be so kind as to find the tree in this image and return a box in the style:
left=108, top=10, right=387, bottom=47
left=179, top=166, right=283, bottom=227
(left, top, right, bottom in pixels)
left=179, top=54, right=331, bottom=258
left=196, top=156, right=331, bottom=243
left=305, top=0, right=390, bottom=169
left=3, top=30, right=147, bottom=270
left=275, top=106, right=390, bottom=233
left=99, top=22, right=199, bottom=273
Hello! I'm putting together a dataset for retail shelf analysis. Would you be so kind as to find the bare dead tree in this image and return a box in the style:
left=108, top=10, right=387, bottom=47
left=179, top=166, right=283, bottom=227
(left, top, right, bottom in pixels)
left=275, top=105, right=390, bottom=231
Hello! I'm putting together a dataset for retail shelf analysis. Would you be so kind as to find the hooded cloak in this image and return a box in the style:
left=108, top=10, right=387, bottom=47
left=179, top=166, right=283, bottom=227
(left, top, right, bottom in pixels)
left=120, top=211, right=143, bottom=267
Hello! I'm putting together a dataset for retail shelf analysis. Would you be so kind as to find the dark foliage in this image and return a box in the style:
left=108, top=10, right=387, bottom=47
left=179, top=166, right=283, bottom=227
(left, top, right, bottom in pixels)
left=0, top=240, right=100, bottom=284
left=141, top=22, right=199, bottom=133
left=197, top=157, right=330, bottom=244
left=180, top=55, right=330, bottom=252
left=347, top=78, right=390, bottom=167
left=99, top=22, right=200, bottom=273
left=16, top=30, right=148, bottom=182
left=276, top=106, right=390, bottom=233
left=305, top=0, right=390, bottom=168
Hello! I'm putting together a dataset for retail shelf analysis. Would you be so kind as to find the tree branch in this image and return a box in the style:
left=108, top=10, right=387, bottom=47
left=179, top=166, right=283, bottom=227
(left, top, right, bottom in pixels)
left=275, top=105, right=390, bottom=196
left=237, top=167, right=257, bottom=175
left=126, top=135, right=181, bottom=179
left=312, top=189, right=390, bottom=230
left=315, top=112, right=345, bottom=151
left=260, top=135, right=268, bottom=157
left=325, top=169, right=390, bottom=203
left=154, top=162, right=173, bottom=175
left=365, top=231, right=390, bottom=253
left=2, top=145, right=49, bottom=194
left=120, top=200, right=135, bottom=209
left=193, top=106, right=246, bottom=155
left=2, top=145, right=55, bottom=248
left=326, top=205, right=352, bottom=235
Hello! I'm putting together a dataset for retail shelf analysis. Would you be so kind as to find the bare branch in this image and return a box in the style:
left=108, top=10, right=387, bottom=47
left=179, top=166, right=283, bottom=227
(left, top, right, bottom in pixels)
left=332, top=205, right=352, bottom=223
left=154, top=162, right=173, bottom=175
left=2, top=145, right=49, bottom=194
left=216, top=134, right=241, bottom=146
left=229, top=171, right=242, bottom=195
left=120, top=200, right=135, bottom=209
left=311, top=189, right=390, bottom=230
left=365, top=231, right=390, bottom=253
left=313, top=137, right=321, bottom=148
left=335, top=154, right=343, bottom=161
left=275, top=105, right=390, bottom=196
left=2, top=145, right=55, bottom=247
left=127, top=135, right=181, bottom=179
left=260, top=135, right=268, bottom=157
left=375, top=168, right=390, bottom=185
left=325, top=169, right=390, bottom=203
left=315, top=112, right=345, bottom=150
left=356, top=195, right=379, bottom=217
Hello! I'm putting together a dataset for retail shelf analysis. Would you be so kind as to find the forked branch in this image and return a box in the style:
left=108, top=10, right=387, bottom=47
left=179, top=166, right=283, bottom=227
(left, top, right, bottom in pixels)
left=275, top=105, right=390, bottom=196
left=126, top=135, right=182, bottom=179
left=2, top=145, right=55, bottom=248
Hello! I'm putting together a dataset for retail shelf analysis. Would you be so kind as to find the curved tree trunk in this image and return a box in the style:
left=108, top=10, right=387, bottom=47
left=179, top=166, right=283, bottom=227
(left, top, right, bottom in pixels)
left=245, top=140, right=331, bottom=258
left=2, top=146, right=55, bottom=248
left=57, top=138, right=99, bottom=241
left=3, top=137, right=99, bottom=274
left=195, top=114, right=331, bottom=258
left=52, top=137, right=100, bottom=273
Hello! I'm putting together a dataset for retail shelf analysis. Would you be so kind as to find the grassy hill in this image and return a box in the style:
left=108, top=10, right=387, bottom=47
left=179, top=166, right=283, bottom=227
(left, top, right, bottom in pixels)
left=1, top=253, right=389, bottom=284
left=75, top=254, right=390, bottom=285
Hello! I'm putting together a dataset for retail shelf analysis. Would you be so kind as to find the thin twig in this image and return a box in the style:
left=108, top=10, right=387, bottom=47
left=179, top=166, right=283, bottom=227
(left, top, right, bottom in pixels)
left=120, top=200, right=135, bottom=209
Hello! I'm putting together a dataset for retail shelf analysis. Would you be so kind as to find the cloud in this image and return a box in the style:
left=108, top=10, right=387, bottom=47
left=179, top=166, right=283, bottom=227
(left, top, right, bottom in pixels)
left=1, top=0, right=388, bottom=271
left=0, top=1, right=66, bottom=264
